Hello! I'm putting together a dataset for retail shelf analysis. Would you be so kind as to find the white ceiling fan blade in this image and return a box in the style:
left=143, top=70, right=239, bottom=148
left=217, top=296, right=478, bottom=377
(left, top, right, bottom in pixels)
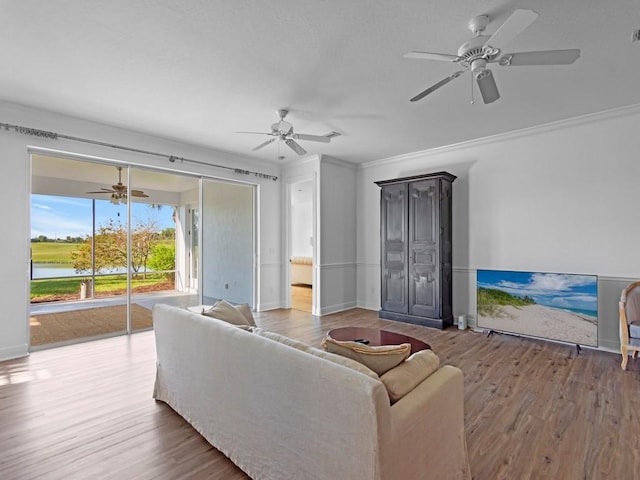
left=285, top=139, right=307, bottom=156
left=403, top=51, right=459, bottom=62
left=251, top=138, right=276, bottom=151
left=486, top=9, right=538, bottom=49
left=476, top=69, right=500, bottom=104
left=498, top=49, right=581, bottom=66
left=292, top=133, right=331, bottom=143
left=237, top=131, right=273, bottom=135
left=410, top=71, right=465, bottom=102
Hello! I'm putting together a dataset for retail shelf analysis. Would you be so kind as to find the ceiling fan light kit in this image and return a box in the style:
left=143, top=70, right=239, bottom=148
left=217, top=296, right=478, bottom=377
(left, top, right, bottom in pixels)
left=405, top=9, right=581, bottom=105
left=238, top=109, right=338, bottom=157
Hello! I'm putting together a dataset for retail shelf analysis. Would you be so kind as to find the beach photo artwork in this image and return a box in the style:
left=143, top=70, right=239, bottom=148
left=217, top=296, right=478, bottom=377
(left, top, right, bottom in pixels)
left=477, top=270, right=597, bottom=346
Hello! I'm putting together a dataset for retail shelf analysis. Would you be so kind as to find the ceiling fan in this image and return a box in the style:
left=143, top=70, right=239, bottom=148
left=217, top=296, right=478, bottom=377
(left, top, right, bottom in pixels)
left=238, top=109, right=336, bottom=156
left=404, top=9, right=581, bottom=104
left=86, top=166, right=149, bottom=204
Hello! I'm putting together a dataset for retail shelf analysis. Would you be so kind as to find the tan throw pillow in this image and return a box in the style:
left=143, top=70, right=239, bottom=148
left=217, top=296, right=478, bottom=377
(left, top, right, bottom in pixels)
left=321, top=336, right=411, bottom=376
left=235, top=303, right=256, bottom=326
left=254, top=329, right=379, bottom=380
left=202, top=299, right=250, bottom=326
left=380, top=349, right=440, bottom=403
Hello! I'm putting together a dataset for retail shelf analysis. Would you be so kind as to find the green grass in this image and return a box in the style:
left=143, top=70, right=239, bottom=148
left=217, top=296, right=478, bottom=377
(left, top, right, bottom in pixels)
left=30, top=273, right=174, bottom=301
left=31, top=240, right=174, bottom=264
left=31, top=242, right=80, bottom=263
left=477, top=287, right=536, bottom=317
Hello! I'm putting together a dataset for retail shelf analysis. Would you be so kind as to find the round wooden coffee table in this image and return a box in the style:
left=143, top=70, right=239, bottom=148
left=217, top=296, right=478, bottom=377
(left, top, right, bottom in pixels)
left=327, top=327, right=430, bottom=355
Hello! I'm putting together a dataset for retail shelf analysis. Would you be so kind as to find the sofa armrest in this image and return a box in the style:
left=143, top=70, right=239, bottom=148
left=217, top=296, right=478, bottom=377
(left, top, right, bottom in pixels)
left=390, top=365, right=471, bottom=480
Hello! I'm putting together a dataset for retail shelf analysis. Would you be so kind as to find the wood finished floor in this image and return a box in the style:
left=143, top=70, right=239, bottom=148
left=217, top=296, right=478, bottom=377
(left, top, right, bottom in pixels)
left=290, top=284, right=312, bottom=313
left=1, top=308, right=639, bottom=480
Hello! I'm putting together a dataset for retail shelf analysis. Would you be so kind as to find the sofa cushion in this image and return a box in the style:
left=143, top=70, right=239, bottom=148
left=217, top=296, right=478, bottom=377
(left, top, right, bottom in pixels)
left=254, top=329, right=379, bottom=380
left=380, top=349, right=440, bottom=403
left=321, top=337, right=411, bottom=376
left=202, top=300, right=251, bottom=326
left=235, top=303, right=257, bottom=326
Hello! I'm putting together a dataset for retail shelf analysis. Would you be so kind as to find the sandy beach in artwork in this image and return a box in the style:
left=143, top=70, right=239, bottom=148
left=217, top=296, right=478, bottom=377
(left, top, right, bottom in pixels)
left=478, top=304, right=597, bottom=346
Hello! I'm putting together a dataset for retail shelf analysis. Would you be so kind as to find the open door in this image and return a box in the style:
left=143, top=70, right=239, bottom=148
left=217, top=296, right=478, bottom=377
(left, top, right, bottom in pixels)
left=288, top=179, right=314, bottom=313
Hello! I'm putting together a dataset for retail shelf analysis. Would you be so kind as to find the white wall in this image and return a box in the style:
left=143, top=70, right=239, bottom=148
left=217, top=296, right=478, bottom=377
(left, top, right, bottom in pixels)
left=357, top=105, right=640, bottom=351
left=320, top=156, right=357, bottom=315
left=0, top=100, right=281, bottom=361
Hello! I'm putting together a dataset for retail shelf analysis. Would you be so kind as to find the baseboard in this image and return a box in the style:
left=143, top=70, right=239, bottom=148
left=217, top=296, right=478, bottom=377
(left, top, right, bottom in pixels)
left=0, top=344, right=28, bottom=362
left=355, top=301, right=378, bottom=311
left=256, top=301, right=282, bottom=312
left=319, top=301, right=357, bottom=316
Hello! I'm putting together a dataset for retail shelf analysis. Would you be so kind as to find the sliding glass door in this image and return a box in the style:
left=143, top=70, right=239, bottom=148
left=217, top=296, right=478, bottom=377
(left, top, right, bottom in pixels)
left=30, top=155, right=202, bottom=348
left=201, top=179, right=255, bottom=306
left=30, top=154, right=257, bottom=349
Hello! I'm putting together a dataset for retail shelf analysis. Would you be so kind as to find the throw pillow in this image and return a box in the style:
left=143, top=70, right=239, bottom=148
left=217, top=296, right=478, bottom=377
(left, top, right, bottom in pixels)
left=235, top=303, right=256, bottom=326
left=380, top=349, right=440, bottom=403
left=321, top=336, right=411, bottom=376
left=254, top=329, right=379, bottom=380
left=202, top=299, right=250, bottom=326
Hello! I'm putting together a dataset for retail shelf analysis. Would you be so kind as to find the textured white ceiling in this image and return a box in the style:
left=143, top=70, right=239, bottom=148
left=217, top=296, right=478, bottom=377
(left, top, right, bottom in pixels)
left=2, top=0, right=639, bottom=165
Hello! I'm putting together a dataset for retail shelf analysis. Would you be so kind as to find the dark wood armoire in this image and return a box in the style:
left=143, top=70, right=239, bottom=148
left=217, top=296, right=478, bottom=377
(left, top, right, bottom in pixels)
left=375, top=172, right=456, bottom=329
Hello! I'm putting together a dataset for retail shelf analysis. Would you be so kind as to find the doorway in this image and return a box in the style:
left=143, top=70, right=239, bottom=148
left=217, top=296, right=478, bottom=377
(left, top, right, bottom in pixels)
left=289, top=180, right=313, bottom=313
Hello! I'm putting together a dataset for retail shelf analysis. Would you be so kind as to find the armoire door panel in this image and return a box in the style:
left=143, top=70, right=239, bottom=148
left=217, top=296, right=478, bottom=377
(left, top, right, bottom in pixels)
left=409, top=180, right=440, bottom=318
left=380, top=183, right=408, bottom=313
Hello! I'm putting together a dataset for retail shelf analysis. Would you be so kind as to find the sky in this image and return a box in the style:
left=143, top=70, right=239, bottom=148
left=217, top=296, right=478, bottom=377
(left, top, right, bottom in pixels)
left=31, top=194, right=175, bottom=239
left=477, top=269, right=598, bottom=314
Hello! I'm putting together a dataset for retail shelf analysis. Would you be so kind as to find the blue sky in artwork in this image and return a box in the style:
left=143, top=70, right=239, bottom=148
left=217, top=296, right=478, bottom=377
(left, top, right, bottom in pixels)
left=31, top=194, right=175, bottom=239
left=477, top=269, right=597, bottom=314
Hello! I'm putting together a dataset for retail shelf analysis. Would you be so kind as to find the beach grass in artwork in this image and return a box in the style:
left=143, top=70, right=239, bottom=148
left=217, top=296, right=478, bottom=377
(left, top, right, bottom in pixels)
left=477, top=270, right=597, bottom=346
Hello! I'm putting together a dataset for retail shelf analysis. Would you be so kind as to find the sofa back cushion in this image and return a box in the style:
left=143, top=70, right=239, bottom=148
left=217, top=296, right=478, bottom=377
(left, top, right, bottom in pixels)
left=321, top=336, right=411, bottom=376
left=380, top=349, right=440, bottom=403
left=254, top=329, right=379, bottom=381
left=235, top=303, right=257, bottom=326
left=202, top=299, right=251, bottom=326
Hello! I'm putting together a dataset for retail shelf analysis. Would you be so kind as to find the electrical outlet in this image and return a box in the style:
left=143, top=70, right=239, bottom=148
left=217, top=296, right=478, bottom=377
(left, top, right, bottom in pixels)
left=225, top=283, right=229, bottom=289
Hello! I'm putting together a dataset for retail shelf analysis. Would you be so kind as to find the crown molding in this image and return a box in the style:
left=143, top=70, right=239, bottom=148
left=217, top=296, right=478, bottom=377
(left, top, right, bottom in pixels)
left=360, top=102, right=640, bottom=170
left=320, top=154, right=357, bottom=170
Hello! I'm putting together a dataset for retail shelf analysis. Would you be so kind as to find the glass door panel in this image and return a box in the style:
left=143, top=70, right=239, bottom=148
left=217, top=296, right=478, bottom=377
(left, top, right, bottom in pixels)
left=29, top=157, right=127, bottom=348
left=201, top=180, right=254, bottom=306
left=129, top=167, right=200, bottom=330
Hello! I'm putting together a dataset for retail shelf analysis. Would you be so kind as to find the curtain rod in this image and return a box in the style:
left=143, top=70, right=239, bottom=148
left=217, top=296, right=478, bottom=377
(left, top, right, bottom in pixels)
left=0, top=121, right=278, bottom=181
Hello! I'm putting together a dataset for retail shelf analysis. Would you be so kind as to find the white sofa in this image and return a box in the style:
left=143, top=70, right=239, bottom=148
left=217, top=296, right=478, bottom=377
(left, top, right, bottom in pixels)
left=152, top=304, right=471, bottom=480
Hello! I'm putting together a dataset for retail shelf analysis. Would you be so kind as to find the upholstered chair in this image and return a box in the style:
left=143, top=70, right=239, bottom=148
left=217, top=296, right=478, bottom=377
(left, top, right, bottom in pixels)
left=619, top=281, right=640, bottom=370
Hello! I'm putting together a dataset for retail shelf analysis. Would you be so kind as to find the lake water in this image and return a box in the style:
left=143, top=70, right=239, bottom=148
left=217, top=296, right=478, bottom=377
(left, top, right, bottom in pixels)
left=31, top=263, right=150, bottom=279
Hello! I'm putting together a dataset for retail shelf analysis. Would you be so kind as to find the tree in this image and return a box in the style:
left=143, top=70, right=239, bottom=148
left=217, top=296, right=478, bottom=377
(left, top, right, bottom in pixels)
left=130, top=218, right=160, bottom=278
left=71, top=220, right=126, bottom=274
left=148, top=243, right=175, bottom=278
left=71, top=217, right=163, bottom=278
